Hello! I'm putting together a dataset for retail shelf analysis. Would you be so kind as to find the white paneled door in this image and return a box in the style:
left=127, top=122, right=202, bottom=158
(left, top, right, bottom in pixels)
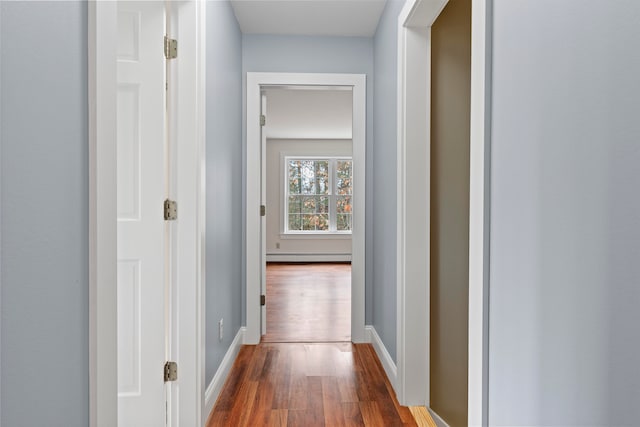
left=116, top=1, right=169, bottom=426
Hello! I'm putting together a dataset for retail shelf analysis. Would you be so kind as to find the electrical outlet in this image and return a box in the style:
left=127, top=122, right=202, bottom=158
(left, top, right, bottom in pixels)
left=276, top=242, right=280, bottom=249
left=218, top=318, right=224, bottom=341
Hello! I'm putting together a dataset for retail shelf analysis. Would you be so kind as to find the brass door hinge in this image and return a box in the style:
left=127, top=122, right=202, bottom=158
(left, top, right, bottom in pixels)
left=164, top=361, right=178, bottom=382
left=260, top=205, right=266, bottom=217
left=260, top=115, right=266, bottom=126
left=164, top=199, right=177, bottom=220
left=164, top=36, right=177, bottom=59
left=260, top=295, right=266, bottom=306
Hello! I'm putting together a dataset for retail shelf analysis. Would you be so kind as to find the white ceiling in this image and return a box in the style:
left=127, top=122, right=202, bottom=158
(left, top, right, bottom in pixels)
left=230, top=0, right=388, bottom=37
left=264, top=88, right=353, bottom=139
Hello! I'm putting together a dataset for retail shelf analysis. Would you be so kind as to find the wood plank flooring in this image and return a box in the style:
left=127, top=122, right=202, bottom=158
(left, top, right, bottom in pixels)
left=264, top=263, right=351, bottom=343
left=207, top=342, right=418, bottom=426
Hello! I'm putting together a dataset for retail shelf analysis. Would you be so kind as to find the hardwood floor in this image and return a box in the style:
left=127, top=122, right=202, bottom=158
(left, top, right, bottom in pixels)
left=206, top=342, right=419, bottom=426
left=263, top=263, right=351, bottom=343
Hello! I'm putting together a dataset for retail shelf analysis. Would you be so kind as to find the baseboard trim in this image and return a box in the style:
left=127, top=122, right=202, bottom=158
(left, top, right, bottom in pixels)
left=266, top=254, right=351, bottom=263
left=365, top=325, right=397, bottom=390
left=428, top=407, right=450, bottom=427
left=203, top=327, right=245, bottom=423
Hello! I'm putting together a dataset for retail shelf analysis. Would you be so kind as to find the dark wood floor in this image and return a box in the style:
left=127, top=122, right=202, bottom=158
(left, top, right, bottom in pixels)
left=263, top=263, right=351, bottom=343
left=206, top=342, right=418, bottom=426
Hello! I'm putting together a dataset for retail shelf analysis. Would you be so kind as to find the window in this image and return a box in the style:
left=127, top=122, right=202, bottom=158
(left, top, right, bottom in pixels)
left=285, top=157, right=353, bottom=233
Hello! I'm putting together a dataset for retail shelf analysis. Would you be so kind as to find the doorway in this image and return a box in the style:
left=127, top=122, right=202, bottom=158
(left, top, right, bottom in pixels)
left=430, top=0, right=472, bottom=425
left=396, top=0, right=489, bottom=422
left=245, top=73, right=367, bottom=345
left=260, top=86, right=354, bottom=343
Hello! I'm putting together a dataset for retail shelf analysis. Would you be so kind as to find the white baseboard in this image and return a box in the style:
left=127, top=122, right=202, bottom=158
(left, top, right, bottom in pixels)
left=428, top=407, right=450, bottom=427
left=365, top=325, right=397, bottom=391
left=266, top=253, right=351, bottom=263
left=203, top=327, right=245, bottom=423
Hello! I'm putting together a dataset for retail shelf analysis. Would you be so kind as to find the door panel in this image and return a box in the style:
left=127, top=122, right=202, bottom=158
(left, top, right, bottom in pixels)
left=117, top=1, right=167, bottom=426
left=261, top=93, right=267, bottom=335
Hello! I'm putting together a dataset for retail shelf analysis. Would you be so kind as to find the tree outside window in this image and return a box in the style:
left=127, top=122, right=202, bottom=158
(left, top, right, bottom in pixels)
left=286, top=157, right=352, bottom=233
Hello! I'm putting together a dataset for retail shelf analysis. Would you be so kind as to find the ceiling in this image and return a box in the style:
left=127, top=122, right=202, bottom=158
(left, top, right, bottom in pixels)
left=230, top=0, right=388, bottom=37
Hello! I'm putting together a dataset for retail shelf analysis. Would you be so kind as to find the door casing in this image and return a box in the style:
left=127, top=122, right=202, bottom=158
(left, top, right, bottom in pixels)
left=245, top=72, right=367, bottom=345
left=88, top=1, right=206, bottom=425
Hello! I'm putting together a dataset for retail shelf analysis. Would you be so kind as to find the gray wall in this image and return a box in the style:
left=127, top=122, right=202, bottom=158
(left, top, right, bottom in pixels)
left=242, top=34, right=375, bottom=325
left=489, top=0, right=640, bottom=425
left=372, top=0, right=405, bottom=363
left=205, top=0, right=244, bottom=385
left=1, top=1, right=89, bottom=425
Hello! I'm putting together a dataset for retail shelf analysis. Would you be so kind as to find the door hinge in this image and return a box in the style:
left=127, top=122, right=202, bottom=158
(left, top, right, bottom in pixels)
left=260, top=205, right=266, bottom=217
left=260, top=295, right=266, bottom=306
left=164, top=361, right=178, bottom=382
left=260, top=115, right=266, bottom=126
left=164, top=199, right=178, bottom=220
left=164, top=36, right=177, bottom=59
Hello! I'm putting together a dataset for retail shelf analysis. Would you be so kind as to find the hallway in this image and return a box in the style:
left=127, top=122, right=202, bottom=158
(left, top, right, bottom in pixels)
left=206, top=342, right=423, bottom=426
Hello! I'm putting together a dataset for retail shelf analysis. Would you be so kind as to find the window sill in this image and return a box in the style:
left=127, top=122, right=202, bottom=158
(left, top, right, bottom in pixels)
left=280, top=233, right=352, bottom=240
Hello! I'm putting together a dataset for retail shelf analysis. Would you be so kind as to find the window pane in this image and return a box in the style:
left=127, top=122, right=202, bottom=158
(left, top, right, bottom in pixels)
left=318, top=196, right=329, bottom=214
left=337, top=214, right=352, bottom=231
left=301, top=196, right=316, bottom=214
left=336, top=196, right=352, bottom=214
left=288, top=160, right=301, bottom=194
left=337, top=194, right=352, bottom=231
left=315, top=161, right=329, bottom=195
left=302, top=214, right=315, bottom=230
left=301, top=161, right=315, bottom=194
left=302, top=214, right=329, bottom=231
left=317, top=214, right=329, bottom=231
left=288, top=196, right=302, bottom=214
left=288, top=214, right=302, bottom=231
left=336, top=160, right=352, bottom=195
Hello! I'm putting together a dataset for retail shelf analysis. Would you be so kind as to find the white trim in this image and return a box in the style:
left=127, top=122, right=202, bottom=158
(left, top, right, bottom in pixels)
left=246, top=72, right=367, bottom=345
left=173, top=1, right=206, bottom=426
left=396, top=0, right=490, bottom=419
left=89, top=2, right=118, bottom=426
left=266, top=254, right=351, bottom=263
left=195, top=1, right=208, bottom=426
left=279, top=233, right=352, bottom=240
left=366, top=326, right=397, bottom=391
left=468, top=1, right=489, bottom=425
left=396, top=0, right=433, bottom=407
left=203, top=327, right=245, bottom=423
left=428, top=407, right=451, bottom=427
left=89, top=2, right=206, bottom=425
left=0, top=1, right=2, bottom=420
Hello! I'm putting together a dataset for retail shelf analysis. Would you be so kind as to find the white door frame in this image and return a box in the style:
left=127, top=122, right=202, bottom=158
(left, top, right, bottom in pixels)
left=245, top=72, right=367, bottom=345
left=396, top=0, right=490, bottom=424
left=88, top=1, right=206, bottom=426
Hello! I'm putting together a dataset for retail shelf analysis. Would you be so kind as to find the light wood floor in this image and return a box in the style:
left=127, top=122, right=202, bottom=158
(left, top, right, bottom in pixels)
left=206, top=342, right=419, bottom=426
left=263, top=263, right=351, bottom=343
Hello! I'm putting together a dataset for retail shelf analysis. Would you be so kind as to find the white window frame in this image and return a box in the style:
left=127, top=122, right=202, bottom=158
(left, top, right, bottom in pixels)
left=283, top=155, right=353, bottom=235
